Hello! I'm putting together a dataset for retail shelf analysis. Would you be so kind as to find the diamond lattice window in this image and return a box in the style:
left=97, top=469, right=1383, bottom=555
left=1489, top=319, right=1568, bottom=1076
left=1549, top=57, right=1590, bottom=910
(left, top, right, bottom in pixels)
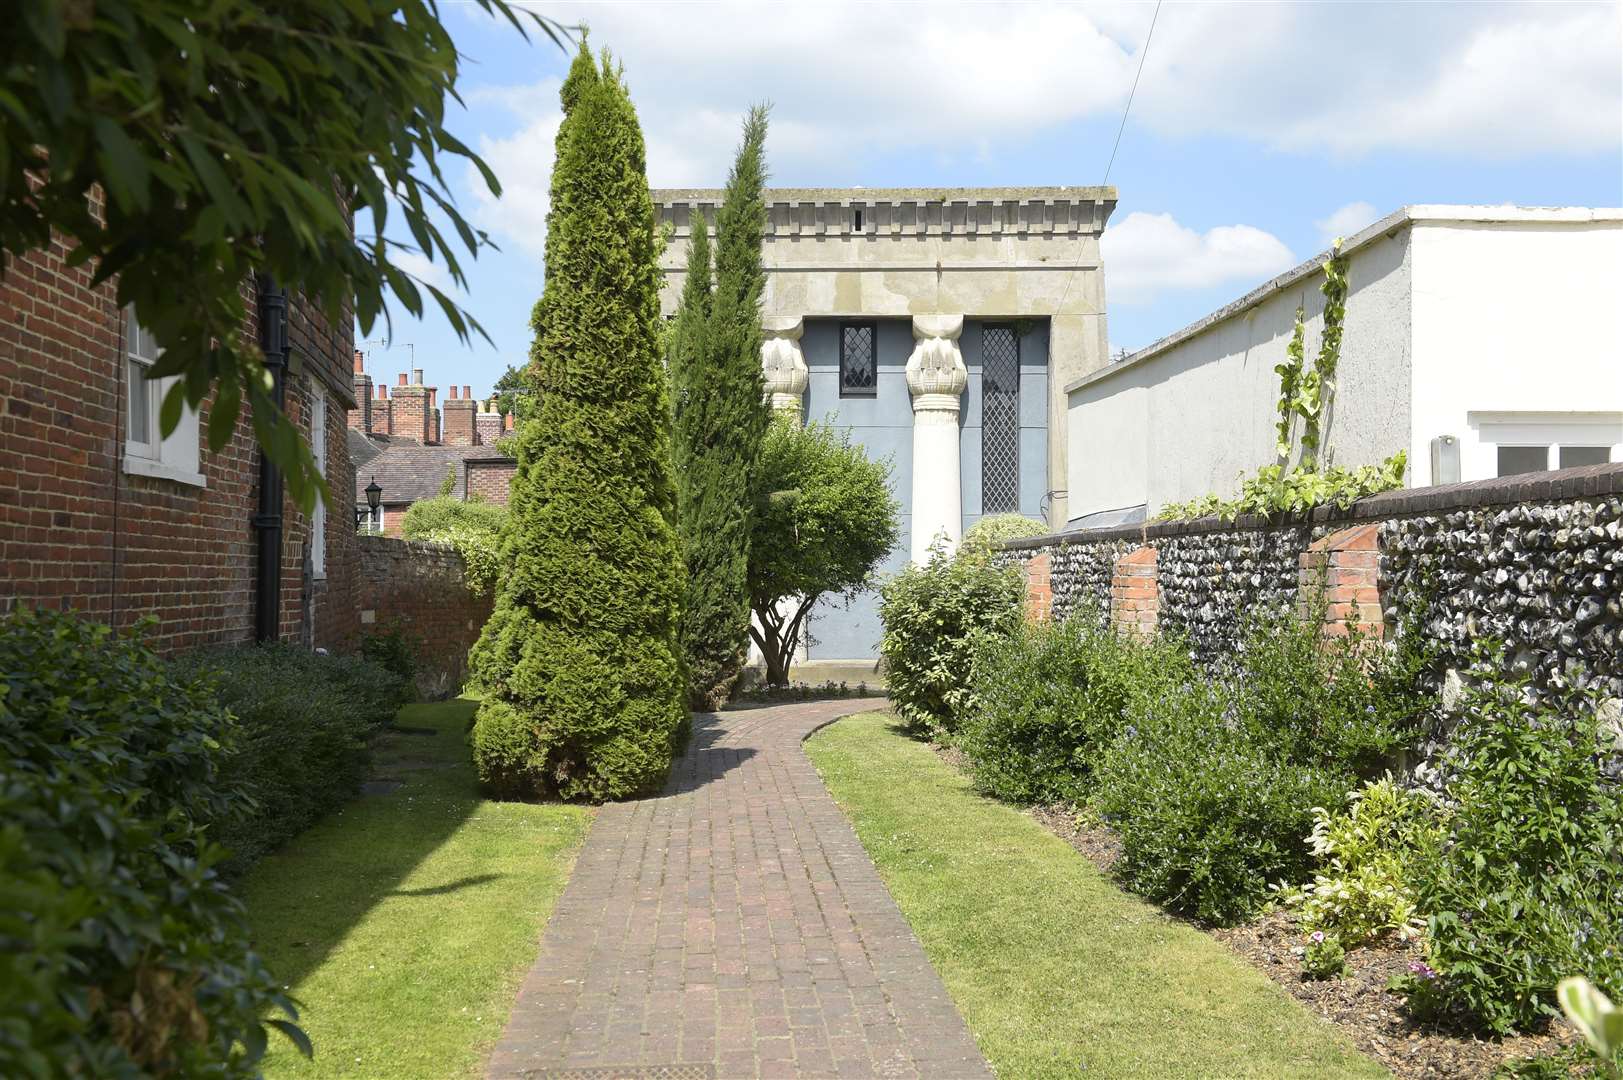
left=840, top=322, right=876, bottom=396
left=982, top=324, right=1021, bottom=514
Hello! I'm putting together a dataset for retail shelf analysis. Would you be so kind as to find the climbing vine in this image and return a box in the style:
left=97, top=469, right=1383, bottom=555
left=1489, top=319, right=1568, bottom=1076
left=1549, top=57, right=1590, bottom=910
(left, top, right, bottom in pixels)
left=1158, top=239, right=1406, bottom=522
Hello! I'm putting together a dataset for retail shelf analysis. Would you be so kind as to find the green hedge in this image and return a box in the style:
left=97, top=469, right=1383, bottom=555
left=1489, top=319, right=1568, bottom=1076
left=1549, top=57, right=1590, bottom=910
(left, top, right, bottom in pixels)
left=0, top=608, right=303, bottom=1076
left=170, top=643, right=410, bottom=873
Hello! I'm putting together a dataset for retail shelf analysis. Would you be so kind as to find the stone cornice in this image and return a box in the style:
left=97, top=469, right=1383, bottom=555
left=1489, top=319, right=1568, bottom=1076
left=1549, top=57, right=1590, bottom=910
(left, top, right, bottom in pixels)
left=654, top=186, right=1117, bottom=241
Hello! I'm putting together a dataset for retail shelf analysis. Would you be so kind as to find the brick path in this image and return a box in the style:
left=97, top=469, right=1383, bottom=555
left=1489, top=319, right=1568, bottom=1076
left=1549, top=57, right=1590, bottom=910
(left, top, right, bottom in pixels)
left=486, top=700, right=993, bottom=1080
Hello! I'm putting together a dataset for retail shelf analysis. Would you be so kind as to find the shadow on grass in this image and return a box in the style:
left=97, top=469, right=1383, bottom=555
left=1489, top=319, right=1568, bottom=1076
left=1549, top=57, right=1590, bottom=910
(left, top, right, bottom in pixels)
left=238, top=696, right=488, bottom=990
left=389, top=873, right=504, bottom=898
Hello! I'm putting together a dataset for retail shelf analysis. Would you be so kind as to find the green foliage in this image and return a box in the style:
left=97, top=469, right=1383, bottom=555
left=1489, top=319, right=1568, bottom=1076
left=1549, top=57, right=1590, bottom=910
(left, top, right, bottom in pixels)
left=492, top=363, right=540, bottom=425
left=670, top=108, right=773, bottom=708
left=0, top=608, right=304, bottom=1076
left=878, top=547, right=1023, bottom=736
left=959, top=513, right=1048, bottom=558
left=1400, top=668, right=1623, bottom=1034
left=1157, top=242, right=1406, bottom=522
left=1097, top=678, right=1350, bottom=926
left=1, top=0, right=568, bottom=511
left=400, top=496, right=510, bottom=596
left=467, top=44, right=687, bottom=802
left=170, top=643, right=407, bottom=872
left=361, top=625, right=420, bottom=697
left=1157, top=452, right=1408, bottom=522
left=750, top=416, right=901, bottom=686
left=956, top=613, right=1193, bottom=804
left=1303, top=931, right=1348, bottom=979
left=1559, top=978, right=1623, bottom=1075
left=437, top=465, right=457, bottom=498
left=1278, top=777, right=1441, bottom=947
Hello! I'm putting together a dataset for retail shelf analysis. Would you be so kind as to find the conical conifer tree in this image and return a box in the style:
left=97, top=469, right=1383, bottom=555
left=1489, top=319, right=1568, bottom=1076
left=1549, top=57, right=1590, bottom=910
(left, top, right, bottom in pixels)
left=670, top=107, right=771, bottom=707
left=468, top=43, right=686, bottom=801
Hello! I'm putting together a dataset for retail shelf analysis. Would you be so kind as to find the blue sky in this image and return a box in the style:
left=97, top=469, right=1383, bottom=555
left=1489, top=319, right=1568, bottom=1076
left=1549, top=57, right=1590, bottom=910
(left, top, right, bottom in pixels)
left=361, top=0, right=1623, bottom=397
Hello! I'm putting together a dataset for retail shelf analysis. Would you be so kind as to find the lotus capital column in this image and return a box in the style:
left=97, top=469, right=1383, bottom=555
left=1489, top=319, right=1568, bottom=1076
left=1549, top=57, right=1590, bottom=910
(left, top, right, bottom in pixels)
left=760, top=316, right=808, bottom=415
left=906, top=314, right=967, bottom=564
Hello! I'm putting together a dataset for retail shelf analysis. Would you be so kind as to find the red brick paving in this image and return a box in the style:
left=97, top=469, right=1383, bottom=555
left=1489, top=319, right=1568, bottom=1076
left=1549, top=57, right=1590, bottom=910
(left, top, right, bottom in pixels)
left=486, top=701, right=992, bottom=1080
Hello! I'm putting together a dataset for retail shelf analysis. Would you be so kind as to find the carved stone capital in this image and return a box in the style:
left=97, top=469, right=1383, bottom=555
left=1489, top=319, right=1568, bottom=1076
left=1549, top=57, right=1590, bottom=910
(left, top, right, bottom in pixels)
left=905, top=314, right=967, bottom=407
left=760, top=315, right=807, bottom=411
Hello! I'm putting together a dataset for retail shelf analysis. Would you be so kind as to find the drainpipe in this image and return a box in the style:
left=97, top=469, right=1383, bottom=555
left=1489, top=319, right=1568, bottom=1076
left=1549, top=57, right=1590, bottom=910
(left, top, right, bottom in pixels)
left=254, top=277, right=290, bottom=643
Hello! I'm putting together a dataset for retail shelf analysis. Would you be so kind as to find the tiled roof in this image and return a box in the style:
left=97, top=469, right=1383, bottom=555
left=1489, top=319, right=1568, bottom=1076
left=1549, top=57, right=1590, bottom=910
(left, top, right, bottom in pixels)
left=349, top=434, right=513, bottom=505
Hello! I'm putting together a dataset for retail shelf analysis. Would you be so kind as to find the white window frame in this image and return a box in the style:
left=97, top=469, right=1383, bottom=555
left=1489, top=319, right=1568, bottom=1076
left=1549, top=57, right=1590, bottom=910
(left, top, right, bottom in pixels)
left=122, top=306, right=205, bottom=487
left=1472, top=411, right=1622, bottom=478
left=310, top=387, right=328, bottom=578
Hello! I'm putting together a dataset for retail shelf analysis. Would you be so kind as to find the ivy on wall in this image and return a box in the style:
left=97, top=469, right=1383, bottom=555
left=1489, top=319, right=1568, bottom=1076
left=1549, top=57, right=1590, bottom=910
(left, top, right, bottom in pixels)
left=1160, top=240, right=1406, bottom=522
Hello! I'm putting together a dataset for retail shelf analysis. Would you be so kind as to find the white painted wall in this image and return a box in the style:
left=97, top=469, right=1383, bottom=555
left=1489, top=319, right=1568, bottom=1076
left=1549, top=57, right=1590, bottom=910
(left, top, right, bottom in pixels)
left=1067, top=229, right=1413, bottom=521
left=1408, top=219, right=1623, bottom=484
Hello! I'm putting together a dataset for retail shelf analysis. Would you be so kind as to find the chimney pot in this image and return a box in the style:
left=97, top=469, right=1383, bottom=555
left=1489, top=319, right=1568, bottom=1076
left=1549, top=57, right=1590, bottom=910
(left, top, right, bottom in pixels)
left=429, top=388, right=437, bottom=408
left=397, top=373, right=408, bottom=386
left=449, top=385, right=459, bottom=400
left=412, top=368, right=425, bottom=385
left=376, top=385, right=387, bottom=399
left=463, top=385, right=472, bottom=399
left=353, top=349, right=365, bottom=374
left=504, top=412, right=515, bottom=432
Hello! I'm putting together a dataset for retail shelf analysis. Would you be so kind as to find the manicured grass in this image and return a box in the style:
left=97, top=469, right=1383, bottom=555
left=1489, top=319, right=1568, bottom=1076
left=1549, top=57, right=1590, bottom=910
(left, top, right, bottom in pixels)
left=805, top=712, right=1387, bottom=1080
left=240, top=698, right=594, bottom=1079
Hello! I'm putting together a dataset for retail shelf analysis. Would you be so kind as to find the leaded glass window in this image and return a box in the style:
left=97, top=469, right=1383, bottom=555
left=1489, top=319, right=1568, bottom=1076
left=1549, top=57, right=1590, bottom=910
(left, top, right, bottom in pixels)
left=839, top=322, right=876, bottom=396
left=982, top=324, right=1021, bottom=514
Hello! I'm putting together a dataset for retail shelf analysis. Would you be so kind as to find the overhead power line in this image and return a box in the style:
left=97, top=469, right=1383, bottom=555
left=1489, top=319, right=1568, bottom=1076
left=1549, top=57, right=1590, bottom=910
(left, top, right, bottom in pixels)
left=1103, top=0, right=1163, bottom=186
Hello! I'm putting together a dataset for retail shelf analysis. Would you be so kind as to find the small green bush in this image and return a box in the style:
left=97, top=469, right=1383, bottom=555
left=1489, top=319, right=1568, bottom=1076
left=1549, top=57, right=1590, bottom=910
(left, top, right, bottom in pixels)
left=400, top=496, right=509, bottom=596
left=879, top=548, right=1024, bottom=735
left=1097, top=680, right=1349, bottom=925
left=361, top=625, right=420, bottom=705
left=957, top=613, right=1194, bottom=804
left=171, top=643, right=408, bottom=872
left=0, top=608, right=303, bottom=1076
left=1399, top=670, right=1623, bottom=1034
left=958, top=513, right=1047, bottom=557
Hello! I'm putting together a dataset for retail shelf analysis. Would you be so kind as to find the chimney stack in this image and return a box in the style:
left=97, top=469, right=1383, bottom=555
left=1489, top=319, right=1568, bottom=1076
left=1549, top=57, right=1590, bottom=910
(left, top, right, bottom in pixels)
left=388, top=371, right=432, bottom=443
left=368, top=382, right=393, bottom=436
left=349, top=349, right=372, bottom=432
left=475, top=397, right=503, bottom=445
left=443, top=381, right=479, bottom=446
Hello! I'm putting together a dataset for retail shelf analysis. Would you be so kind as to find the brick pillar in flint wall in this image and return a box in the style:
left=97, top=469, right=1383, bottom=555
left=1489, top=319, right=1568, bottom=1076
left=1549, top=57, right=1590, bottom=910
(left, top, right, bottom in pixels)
left=1110, top=546, right=1159, bottom=640
left=1022, top=552, right=1053, bottom=623
left=443, top=385, right=477, bottom=446
left=350, top=350, right=372, bottom=431
left=1299, top=524, right=1384, bottom=640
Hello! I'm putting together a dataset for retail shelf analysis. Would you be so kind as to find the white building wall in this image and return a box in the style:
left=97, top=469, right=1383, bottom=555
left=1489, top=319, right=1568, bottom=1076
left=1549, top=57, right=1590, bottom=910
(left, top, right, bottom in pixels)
left=1408, top=218, right=1623, bottom=485
left=1066, top=229, right=1413, bottom=523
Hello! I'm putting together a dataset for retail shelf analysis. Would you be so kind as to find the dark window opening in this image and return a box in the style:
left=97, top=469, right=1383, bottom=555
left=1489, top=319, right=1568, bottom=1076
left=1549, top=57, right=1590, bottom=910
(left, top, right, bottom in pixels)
left=839, top=322, right=877, bottom=397
left=1560, top=445, right=1611, bottom=468
left=1497, top=445, right=1549, bottom=477
left=854, top=207, right=864, bottom=230
left=982, top=324, right=1021, bottom=514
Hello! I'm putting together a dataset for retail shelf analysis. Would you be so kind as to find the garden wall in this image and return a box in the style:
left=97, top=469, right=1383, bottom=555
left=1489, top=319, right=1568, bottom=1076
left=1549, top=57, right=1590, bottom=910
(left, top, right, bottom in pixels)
left=357, top=534, right=492, bottom=699
left=1000, top=462, right=1623, bottom=709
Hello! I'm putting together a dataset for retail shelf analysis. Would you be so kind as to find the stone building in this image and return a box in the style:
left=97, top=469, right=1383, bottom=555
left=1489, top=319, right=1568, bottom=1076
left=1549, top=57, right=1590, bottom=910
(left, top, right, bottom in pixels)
left=1067, top=205, right=1623, bottom=527
left=654, top=185, right=1117, bottom=663
left=0, top=196, right=361, bottom=654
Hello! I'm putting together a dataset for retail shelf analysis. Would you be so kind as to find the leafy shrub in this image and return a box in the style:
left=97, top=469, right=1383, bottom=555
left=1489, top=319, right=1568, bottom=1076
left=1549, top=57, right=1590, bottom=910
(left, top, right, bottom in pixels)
left=361, top=625, right=420, bottom=705
left=957, top=613, right=1193, bottom=804
left=1156, top=452, right=1407, bottom=523
left=1279, top=777, right=1442, bottom=946
left=1399, top=671, right=1623, bottom=1034
left=171, top=643, right=407, bottom=872
left=879, top=547, right=1024, bottom=735
left=400, top=496, right=509, bottom=596
left=959, top=513, right=1047, bottom=557
left=1303, top=930, right=1348, bottom=979
left=0, top=608, right=304, bottom=1076
left=1097, top=679, right=1349, bottom=925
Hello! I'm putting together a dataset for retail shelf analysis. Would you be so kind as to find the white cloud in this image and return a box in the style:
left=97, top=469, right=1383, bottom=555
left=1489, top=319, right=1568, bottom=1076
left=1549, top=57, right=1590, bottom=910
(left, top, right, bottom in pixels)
left=388, top=248, right=455, bottom=294
left=1102, top=211, right=1296, bottom=306
left=1314, top=202, right=1382, bottom=248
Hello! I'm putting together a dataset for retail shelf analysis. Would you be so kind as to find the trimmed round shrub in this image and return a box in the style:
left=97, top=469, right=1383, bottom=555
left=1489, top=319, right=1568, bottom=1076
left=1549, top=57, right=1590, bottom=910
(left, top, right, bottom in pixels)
left=958, top=613, right=1194, bottom=804
left=0, top=608, right=303, bottom=1076
left=959, top=513, right=1047, bottom=557
left=399, top=495, right=508, bottom=537
left=879, top=551, right=1023, bottom=735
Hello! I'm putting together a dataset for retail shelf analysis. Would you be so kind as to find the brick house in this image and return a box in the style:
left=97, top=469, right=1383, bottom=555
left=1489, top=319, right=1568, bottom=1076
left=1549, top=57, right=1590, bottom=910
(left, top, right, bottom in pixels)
left=0, top=197, right=361, bottom=655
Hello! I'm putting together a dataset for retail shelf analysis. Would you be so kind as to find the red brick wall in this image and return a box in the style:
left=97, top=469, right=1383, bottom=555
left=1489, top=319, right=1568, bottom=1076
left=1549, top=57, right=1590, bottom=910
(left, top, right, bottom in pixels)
left=1299, top=523, right=1383, bottom=640
left=1110, top=546, right=1160, bottom=640
left=466, top=459, right=517, bottom=506
left=357, top=534, right=492, bottom=698
left=0, top=218, right=357, bottom=655
left=391, top=383, right=430, bottom=443
left=368, top=384, right=393, bottom=435
left=1022, top=552, right=1052, bottom=623
left=443, top=395, right=477, bottom=446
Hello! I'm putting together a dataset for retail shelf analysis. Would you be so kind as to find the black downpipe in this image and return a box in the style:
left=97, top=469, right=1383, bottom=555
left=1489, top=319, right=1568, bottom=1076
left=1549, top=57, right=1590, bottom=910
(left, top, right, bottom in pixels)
left=254, top=278, right=290, bottom=643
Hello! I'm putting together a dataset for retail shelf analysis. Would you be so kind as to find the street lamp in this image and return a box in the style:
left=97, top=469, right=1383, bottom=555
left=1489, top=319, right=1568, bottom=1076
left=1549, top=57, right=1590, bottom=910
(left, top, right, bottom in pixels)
left=356, top=477, right=382, bottom=531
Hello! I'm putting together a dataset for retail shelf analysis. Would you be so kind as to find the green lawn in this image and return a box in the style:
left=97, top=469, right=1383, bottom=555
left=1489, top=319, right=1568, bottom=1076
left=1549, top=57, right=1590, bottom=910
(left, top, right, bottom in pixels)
left=805, top=712, right=1387, bottom=1080
left=240, top=698, right=594, bottom=1079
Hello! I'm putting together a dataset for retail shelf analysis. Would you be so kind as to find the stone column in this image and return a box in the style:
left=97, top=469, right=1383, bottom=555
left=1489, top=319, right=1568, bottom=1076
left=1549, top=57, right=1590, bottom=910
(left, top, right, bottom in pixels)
left=760, top=316, right=807, bottom=415
left=906, top=314, right=967, bottom=564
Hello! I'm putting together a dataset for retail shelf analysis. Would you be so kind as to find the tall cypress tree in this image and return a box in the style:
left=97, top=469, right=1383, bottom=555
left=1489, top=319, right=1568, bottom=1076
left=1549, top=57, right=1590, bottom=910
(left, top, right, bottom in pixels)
left=671, top=107, right=771, bottom=708
left=468, top=43, right=686, bottom=801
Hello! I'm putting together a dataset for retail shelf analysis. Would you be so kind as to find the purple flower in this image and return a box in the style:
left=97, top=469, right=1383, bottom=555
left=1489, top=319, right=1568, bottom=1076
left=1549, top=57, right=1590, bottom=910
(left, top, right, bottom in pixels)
left=1407, top=961, right=1437, bottom=980
left=1310, top=931, right=1326, bottom=944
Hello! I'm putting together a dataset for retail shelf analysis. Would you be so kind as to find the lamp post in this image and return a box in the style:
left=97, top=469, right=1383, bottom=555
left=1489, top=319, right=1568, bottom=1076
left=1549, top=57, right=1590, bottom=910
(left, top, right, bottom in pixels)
left=356, top=477, right=382, bottom=532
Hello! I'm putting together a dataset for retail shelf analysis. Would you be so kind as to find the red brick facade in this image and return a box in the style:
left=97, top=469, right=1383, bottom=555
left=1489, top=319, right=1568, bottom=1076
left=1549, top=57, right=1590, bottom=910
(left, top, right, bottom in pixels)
left=357, top=534, right=492, bottom=698
left=0, top=215, right=359, bottom=655
left=1109, top=546, right=1160, bottom=640
left=1299, top=523, right=1384, bottom=640
left=465, top=459, right=518, bottom=506
left=1021, top=552, right=1052, bottom=623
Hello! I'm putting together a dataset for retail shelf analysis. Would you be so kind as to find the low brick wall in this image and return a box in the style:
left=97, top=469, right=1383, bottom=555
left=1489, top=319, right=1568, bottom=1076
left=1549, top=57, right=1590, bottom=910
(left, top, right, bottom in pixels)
left=357, top=534, right=493, bottom=699
left=1001, top=462, right=1623, bottom=706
